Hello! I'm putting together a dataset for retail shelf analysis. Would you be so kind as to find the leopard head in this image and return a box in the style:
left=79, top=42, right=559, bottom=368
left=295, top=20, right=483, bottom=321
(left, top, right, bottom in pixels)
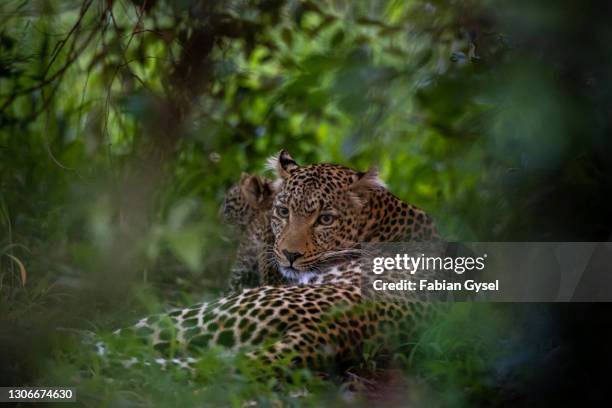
left=268, top=150, right=386, bottom=280
left=221, top=173, right=275, bottom=227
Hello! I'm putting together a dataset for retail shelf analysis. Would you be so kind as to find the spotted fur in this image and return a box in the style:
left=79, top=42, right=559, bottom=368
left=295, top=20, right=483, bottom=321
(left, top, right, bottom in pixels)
left=106, top=151, right=443, bottom=373
left=112, top=259, right=437, bottom=371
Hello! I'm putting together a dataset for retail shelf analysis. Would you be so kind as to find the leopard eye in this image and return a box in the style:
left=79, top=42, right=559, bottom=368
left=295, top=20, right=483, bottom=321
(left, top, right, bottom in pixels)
left=317, top=213, right=335, bottom=226
left=276, top=206, right=289, bottom=218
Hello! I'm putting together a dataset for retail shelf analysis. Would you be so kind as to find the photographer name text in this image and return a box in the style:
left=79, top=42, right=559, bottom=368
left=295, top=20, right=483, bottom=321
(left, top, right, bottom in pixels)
left=372, top=279, right=499, bottom=292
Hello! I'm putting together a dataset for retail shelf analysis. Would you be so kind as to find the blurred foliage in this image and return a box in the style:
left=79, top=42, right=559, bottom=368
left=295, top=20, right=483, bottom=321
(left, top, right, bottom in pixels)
left=1, top=0, right=611, bottom=406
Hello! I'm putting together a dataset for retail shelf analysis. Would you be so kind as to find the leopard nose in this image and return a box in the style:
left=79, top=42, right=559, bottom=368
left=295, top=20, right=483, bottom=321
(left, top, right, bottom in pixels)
left=282, top=250, right=303, bottom=266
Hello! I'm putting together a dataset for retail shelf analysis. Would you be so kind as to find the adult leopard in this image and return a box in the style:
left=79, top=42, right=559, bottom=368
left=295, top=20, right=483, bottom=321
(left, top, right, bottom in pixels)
left=106, top=151, right=442, bottom=371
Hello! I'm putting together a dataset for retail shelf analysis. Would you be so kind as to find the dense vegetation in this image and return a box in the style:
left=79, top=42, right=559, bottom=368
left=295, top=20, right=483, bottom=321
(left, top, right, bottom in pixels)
left=1, top=0, right=611, bottom=406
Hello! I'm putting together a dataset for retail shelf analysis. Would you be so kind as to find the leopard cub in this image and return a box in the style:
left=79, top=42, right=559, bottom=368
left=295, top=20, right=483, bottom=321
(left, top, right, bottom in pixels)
left=221, top=173, right=285, bottom=292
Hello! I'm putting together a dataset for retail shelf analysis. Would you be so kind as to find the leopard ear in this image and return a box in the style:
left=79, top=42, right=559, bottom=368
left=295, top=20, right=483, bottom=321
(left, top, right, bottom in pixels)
left=353, top=166, right=385, bottom=189
left=242, top=175, right=272, bottom=208
left=348, top=166, right=385, bottom=206
left=266, top=149, right=299, bottom=179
